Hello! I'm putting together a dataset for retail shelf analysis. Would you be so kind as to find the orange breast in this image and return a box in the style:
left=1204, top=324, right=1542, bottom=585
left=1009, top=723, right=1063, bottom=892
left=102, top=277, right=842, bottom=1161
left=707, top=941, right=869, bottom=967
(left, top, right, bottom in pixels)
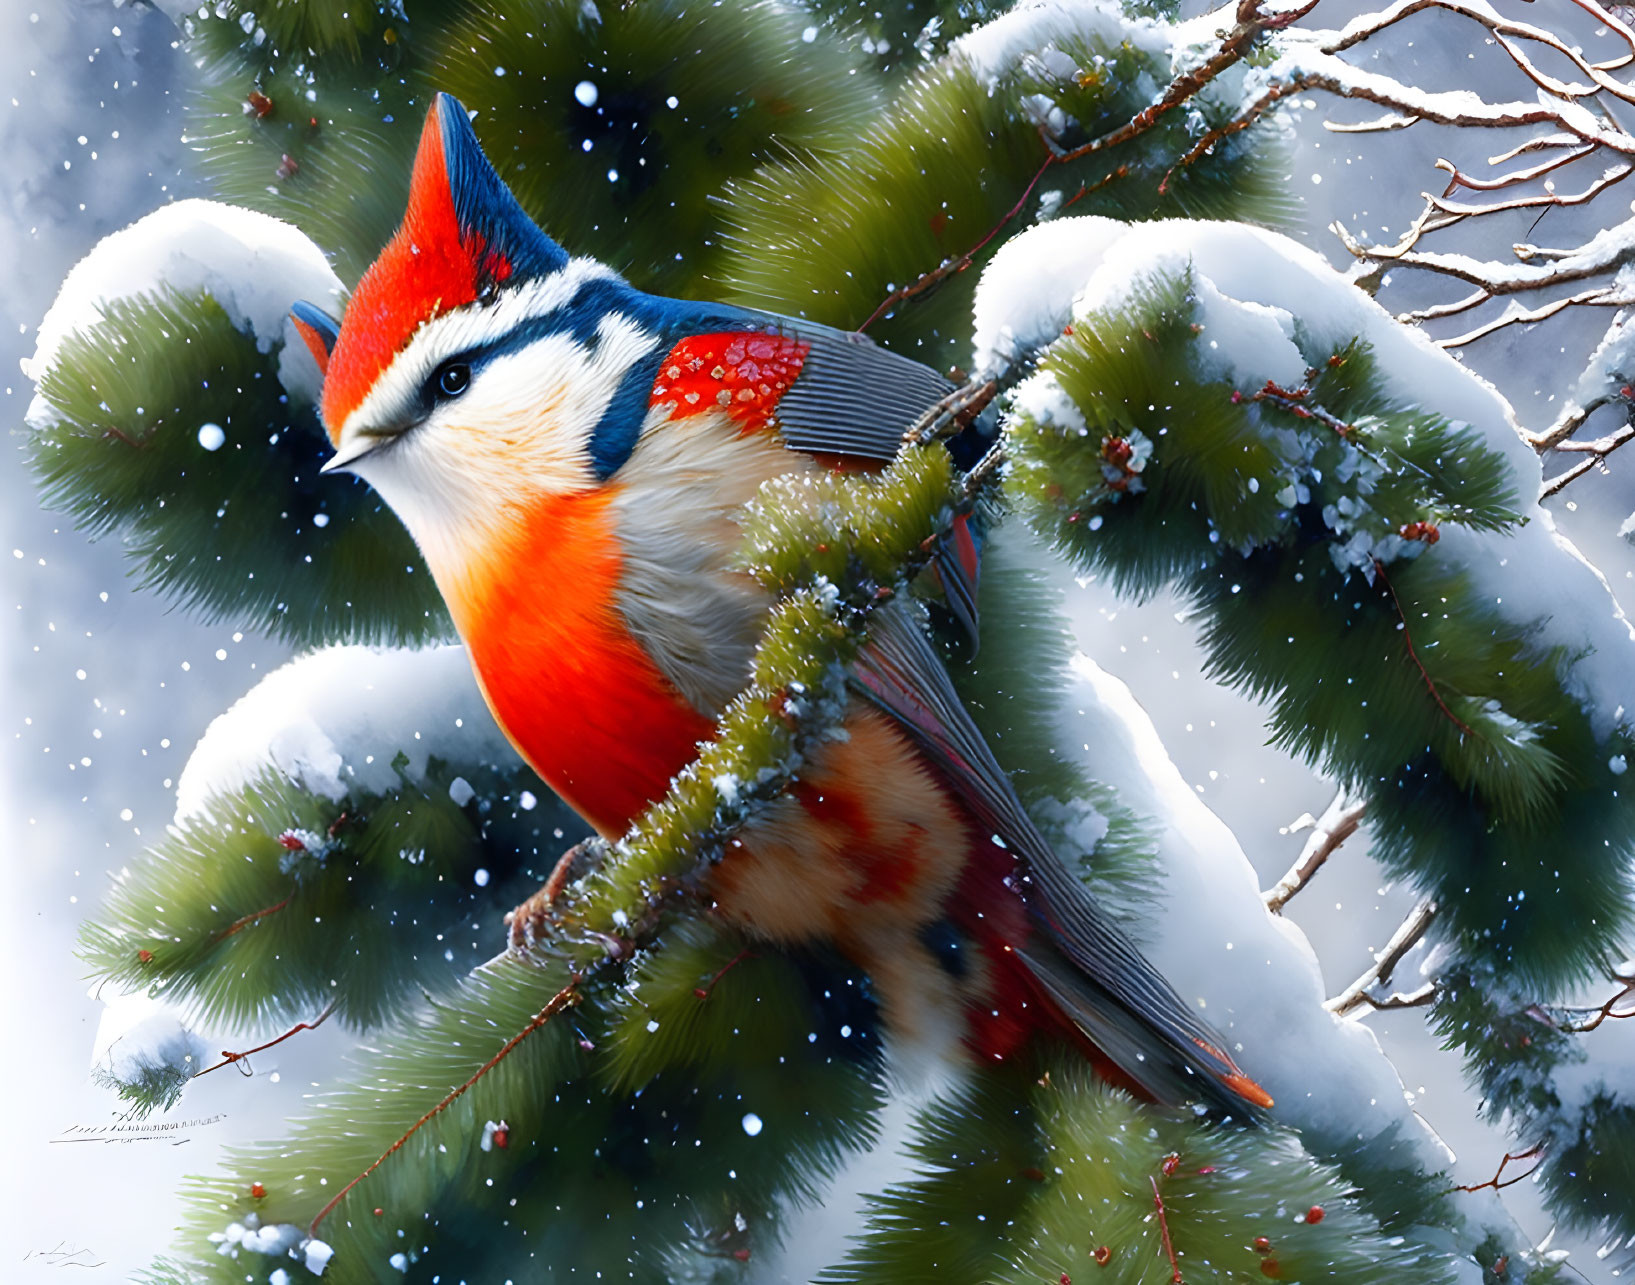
left=447, top=488, right=715, bottom=838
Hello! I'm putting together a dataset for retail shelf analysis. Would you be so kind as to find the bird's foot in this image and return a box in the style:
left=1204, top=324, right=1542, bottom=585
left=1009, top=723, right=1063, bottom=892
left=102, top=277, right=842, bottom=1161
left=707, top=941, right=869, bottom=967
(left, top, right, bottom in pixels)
left=505, top=838, right=602, bottom=954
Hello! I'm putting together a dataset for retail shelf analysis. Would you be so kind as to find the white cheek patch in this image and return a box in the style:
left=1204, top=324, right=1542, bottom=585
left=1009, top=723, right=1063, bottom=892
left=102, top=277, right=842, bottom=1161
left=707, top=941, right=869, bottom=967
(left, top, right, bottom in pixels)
left=350, top=311, right=662, bottom=579
left=333, top=258, right=623, bottom=445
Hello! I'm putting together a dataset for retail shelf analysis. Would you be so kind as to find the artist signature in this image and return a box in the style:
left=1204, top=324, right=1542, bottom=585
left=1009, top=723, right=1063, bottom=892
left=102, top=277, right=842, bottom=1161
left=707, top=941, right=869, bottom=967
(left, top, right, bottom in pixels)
left=52, top=1113, right=226, bottom=1146
left=21, top=1241, right=106, bottom=1269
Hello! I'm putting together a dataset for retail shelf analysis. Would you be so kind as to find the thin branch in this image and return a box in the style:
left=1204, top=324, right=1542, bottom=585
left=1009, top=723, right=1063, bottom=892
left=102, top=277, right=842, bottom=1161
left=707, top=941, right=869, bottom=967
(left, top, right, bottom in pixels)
left=1151, top=1173, right=1184, bottom=1284
left=1327, top=897, right=1438, bottom=1016
left=1163, top=82, right=1291, bottom=189
left=212, top=895, right=292, bottom=943
left=1325, top=110, right=1419, bottom=133
left=1527, top=969, right=1635, bottom=1032
left=857, top=0, right=1309, bottom=331
left=1436, top=286, right=1631, bottom=348
left=1053, top=0, right=1310, bottom=167
left=309, top=975, right=584, bottom=1235
left=1372, top=559, right=1477, bottom=740
left=1541, top=422, right=1635, bottom=498
left=857, top=152, right=1056, bottom=333
left=192, top=1000, right=338, bottom=1079
left=1263, top=791, right=1366, bottom=912
left=1351, top=980, right=1440, bottom=1011
left=1451, top=1145, right=1543, bottom=1193
left=1530, top=397, right=1609, bottom=452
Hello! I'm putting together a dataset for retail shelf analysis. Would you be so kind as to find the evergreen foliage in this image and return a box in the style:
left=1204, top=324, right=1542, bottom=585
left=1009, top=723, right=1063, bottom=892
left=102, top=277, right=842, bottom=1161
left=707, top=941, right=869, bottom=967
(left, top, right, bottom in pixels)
left=80, top=759, right=577, bottom=1048
left=1005, top=265, right=1635, bottom=1250
left=825, top=1069, right=1457, bottom=1285
left=140, top=420, right=1435, bottom=1282
left=715, top=22, right=1290, bottom=371
left=182, top=0, right=878, bottom=295
left=799, top=0, right=1003, bottom=77
left=1007, top=270, right=1635, bottom=992
left=27, top=0, right=1629, bottom=1275
left=25, top=287, right=451, bottom=646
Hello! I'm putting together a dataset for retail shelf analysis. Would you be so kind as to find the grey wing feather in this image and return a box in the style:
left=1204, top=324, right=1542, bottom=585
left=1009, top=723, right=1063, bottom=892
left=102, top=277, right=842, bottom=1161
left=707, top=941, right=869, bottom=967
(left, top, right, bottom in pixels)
left=850, top=605, right=1270, bottom=1116
left=750, top=316, right=984, bottom=640
left=768, top=320, right=955, bottom=459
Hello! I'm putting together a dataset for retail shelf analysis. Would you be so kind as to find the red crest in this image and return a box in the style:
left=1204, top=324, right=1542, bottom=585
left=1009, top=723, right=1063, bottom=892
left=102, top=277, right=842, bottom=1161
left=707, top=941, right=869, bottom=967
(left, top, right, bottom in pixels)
left=321, top=93, right=567, bottom=437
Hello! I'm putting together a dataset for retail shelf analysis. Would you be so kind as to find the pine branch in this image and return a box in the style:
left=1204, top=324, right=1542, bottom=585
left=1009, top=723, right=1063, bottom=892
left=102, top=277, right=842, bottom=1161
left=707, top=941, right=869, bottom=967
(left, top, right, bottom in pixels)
left=308, top=975, right=584, bottom=1236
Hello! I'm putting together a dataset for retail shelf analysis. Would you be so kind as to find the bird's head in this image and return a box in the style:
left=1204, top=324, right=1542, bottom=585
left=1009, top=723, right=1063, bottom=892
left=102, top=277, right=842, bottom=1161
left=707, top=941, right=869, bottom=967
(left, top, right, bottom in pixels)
left=292, top=93, right=661, bottom=575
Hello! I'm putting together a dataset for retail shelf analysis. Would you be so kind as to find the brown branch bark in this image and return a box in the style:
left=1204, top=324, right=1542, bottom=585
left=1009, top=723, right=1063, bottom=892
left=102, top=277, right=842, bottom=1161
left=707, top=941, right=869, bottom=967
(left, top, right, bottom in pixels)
left=193, top=1000, right=338, bottom=1079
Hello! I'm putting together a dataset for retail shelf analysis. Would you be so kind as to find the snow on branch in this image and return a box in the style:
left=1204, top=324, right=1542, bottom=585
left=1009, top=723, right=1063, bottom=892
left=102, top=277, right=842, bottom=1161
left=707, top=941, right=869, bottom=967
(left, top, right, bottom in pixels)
left=981, top=213, right=1635, bottom=1256
left=1264, top=789, right=1367, bottom=913
left=21, top=198, right=342, bottom=416
left=1211, top=0, right=1635, bottom=500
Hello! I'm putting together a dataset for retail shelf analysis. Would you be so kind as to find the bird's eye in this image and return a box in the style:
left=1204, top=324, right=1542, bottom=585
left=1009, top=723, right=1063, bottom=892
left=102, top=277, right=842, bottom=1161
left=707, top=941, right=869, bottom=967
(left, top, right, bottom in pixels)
left=435, top=362, right=471, bottom=399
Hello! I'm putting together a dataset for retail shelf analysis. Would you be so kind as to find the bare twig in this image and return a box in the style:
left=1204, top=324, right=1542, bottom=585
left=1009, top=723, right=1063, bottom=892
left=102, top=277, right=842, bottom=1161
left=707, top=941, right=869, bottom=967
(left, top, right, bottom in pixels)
left=1351, top=981, right=1440, bottom=1011
left=1527, top=967, right=1635, bottom=1032
left=212, top=895, right=292, bottom=943
left=1263, top=791, right=1366, bottom=912
left=1327, top=897, right=1438, bottom=1016
left=1151, top=1171, right=1184, bottom=1284
left=1437, top=286, right=1633, bottom=349
left=1451, top=1145, right=1544, bottom=1193
left=1541, top=422, right=1635, bottom=498
left=193, top=1000, right=338, bottom=1079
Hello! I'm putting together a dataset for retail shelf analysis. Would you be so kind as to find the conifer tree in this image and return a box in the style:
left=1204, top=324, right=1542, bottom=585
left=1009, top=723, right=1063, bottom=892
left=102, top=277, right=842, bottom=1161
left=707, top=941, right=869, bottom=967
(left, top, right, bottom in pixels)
left=22, top=0, right=1635, bottom=1279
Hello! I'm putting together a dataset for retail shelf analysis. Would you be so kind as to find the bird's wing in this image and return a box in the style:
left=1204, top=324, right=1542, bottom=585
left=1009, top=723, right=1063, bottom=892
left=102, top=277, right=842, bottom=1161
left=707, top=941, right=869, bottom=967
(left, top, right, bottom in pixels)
left=851, top=604, right=1274, bottom=1116
left=640, top=302, right=984, bottom=636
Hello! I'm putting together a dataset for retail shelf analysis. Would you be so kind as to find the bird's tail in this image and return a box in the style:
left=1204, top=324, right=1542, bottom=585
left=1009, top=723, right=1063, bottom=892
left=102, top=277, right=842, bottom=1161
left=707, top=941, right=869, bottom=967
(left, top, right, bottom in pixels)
left=853, top=606, right=1272, bottom=1115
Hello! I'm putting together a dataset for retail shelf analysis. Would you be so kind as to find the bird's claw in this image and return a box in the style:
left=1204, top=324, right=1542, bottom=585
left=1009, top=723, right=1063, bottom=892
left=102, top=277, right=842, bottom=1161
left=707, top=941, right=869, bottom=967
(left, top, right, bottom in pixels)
left=505, top=838, right=602, bottom=954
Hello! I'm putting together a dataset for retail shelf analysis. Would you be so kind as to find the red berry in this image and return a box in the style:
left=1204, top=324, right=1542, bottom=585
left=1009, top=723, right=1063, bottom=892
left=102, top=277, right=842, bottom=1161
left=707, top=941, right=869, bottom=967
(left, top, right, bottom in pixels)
left=250, top=1182, right=266, bottom=1199
left=137, top=949, right=153, bottom=963
left=1161, top=1152, right=1180, bottom=1176
left=374, top=1208, right=384, bottom=1217
left=246, top=90, right=273, bottom=119
left=277, top=832, right=305, bottom=851
left=1060, top=1274, right=1071, bottom=1284
left=1253, top=1237, right=1272, bottom=1253
left=1261, top=1258, right=1282, bottom=1278
left=1093, top=1246, right=1112, bottom=1266
left=733, top=1249, right=751, bottom=1262
left=492, top=1124, right=509, bottom=1150
left=1305, top=1205, right=1325, bottom=1224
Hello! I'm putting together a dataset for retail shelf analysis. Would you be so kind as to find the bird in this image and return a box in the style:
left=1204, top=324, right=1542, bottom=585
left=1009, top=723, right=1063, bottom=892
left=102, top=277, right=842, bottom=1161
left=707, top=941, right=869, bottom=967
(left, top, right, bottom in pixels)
left=289, top=91, right=1271, bottom=1113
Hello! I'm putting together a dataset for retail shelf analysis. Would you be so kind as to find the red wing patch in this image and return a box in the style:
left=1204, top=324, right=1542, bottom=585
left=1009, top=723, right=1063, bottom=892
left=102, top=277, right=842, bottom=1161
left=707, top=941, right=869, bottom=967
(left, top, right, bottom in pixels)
left=650, top=331, right=809, bottom=433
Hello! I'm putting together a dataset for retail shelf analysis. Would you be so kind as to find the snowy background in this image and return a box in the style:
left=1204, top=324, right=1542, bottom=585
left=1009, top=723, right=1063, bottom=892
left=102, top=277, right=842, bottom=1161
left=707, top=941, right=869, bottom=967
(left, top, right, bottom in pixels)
left=4, top=0, right=1633, bottom=1277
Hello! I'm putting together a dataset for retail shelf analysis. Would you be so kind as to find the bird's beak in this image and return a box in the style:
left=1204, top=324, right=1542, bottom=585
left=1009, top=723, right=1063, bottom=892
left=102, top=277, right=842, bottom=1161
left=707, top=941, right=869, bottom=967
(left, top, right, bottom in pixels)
left=321, top=434, right=380, bottom=475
